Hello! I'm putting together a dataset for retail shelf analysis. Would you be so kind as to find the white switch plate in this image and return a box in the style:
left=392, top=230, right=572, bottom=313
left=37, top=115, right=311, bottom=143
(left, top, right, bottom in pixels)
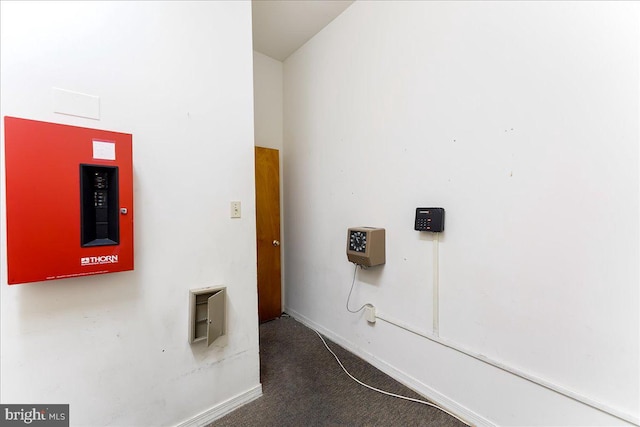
left=230, top=201, right=241, bottom=218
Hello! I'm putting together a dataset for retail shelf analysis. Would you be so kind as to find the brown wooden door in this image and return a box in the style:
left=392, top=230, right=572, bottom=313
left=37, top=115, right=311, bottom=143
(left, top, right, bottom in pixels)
left=255, top=146, right=282, bottom=322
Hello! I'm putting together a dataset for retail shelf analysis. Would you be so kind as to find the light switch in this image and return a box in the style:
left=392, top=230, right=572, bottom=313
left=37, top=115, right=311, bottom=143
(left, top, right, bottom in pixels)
left=230, top=201, right=241, bottom=218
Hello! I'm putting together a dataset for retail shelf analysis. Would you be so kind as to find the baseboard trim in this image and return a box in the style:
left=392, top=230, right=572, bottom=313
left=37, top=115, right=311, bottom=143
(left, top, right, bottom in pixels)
left=285, top=308, right=494, bottom=427
left=175, top=384, right=263, bottom=427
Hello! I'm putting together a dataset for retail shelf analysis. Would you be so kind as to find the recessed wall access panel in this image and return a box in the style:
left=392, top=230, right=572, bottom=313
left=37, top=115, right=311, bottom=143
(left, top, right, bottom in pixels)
left=4, top=117, right=134, bottom=285
left=189, top=287, right=226, bottom=346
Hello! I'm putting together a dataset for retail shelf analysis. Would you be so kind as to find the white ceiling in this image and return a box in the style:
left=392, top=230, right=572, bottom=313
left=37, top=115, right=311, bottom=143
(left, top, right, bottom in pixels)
left=252, top=0, right=354, bottom=62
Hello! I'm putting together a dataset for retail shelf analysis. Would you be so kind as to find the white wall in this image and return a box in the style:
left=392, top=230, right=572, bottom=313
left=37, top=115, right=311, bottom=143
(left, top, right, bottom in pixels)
left=253, top=51, right=286, bottom=305
left=253, top=51, right=283, bottom=151
left=283, top=1, right=639, bottom=426
left=0, top=2, right=260, bottom=426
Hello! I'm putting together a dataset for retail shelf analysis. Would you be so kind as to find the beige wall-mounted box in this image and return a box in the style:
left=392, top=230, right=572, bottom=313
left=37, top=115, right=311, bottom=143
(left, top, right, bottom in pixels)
left=189, top=286, right=226, bottom=346
left=346, top=227, right=385, bottom=267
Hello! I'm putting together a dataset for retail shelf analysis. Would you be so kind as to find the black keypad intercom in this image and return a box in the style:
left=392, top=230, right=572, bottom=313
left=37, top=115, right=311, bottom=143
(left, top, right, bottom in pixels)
left=414, top=207, right=445, bottom=232
left=81, top=164, right=119, bottom=247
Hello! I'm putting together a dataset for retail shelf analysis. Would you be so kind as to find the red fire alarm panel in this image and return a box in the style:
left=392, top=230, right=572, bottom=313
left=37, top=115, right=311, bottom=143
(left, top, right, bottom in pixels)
left=4, top=117, right=134, bottom=285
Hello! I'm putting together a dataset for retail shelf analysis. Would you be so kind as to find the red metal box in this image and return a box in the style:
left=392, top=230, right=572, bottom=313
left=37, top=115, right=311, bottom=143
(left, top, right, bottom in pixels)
left=4, top=117, right=134, bottom=285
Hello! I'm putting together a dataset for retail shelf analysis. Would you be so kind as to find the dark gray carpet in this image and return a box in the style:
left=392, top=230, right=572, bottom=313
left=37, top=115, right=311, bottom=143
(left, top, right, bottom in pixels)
left=209, top=315, right=467, bottom=427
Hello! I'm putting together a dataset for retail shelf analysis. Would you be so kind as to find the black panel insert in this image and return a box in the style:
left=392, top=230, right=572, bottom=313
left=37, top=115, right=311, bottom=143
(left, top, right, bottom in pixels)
left=81, top=165, right=119, bottom=247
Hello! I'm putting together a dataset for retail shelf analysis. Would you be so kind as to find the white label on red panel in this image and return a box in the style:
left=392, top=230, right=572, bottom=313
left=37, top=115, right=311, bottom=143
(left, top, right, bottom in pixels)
left=92, top=140, right=116, bottom=160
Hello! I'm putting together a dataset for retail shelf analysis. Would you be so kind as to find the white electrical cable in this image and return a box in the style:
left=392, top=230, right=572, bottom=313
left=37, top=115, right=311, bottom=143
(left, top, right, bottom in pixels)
left=346, top=263, right=370, bottom=313
left=312, top=328, right=472, bottom=426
